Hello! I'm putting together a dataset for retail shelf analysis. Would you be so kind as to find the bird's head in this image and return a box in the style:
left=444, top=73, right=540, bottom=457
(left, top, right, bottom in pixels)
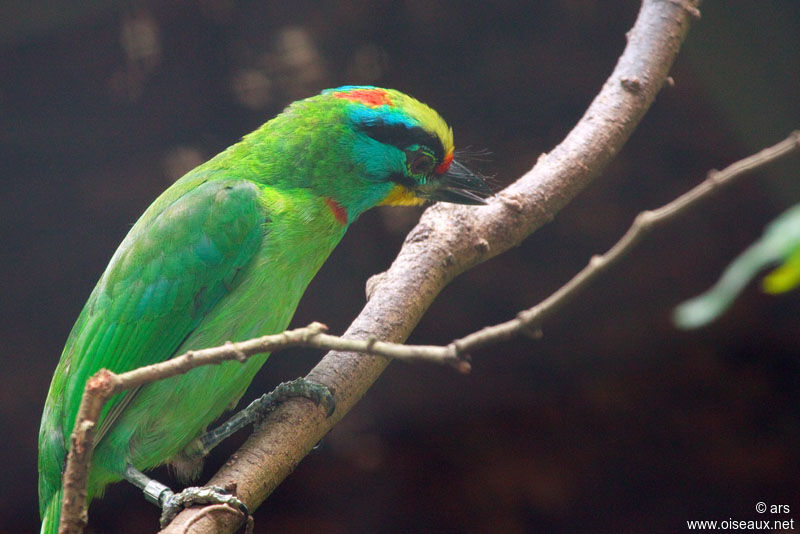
left=270, top=86, right=491, bottom=218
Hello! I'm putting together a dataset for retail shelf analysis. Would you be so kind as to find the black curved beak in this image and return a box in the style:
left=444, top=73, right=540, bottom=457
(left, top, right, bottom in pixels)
left=429, top=160, right=493, bottom=205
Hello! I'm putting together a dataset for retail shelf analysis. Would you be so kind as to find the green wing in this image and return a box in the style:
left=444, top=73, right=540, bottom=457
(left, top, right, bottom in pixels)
left=38, top=176, right=264, bottom=513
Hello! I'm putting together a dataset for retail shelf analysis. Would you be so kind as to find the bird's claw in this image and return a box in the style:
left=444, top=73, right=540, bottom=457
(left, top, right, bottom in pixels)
left=295, top=379, right=335, bottom=417
left=257, top=378, right=335, bottom=420
left=159, top=485, right=249, bottom=528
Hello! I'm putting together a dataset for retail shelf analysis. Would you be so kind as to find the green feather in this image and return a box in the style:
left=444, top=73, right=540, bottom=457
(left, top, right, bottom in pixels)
left=38, top=86, right=490, bottom=532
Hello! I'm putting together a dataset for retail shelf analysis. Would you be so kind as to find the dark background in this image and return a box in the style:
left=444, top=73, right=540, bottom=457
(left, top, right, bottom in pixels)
left=3, top=1, right=800, bottom=532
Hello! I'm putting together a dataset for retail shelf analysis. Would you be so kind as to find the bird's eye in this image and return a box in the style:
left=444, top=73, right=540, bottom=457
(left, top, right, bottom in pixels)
left=407, top=150, right=435, bottom=176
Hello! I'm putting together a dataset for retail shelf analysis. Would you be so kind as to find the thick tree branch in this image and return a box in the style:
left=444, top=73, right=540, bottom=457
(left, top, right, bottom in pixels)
left=159, top=1, right=702, bottom=532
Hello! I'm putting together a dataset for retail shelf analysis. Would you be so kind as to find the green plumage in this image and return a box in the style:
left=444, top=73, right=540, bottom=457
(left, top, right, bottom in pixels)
left=38, top=87, right=490, bottom=532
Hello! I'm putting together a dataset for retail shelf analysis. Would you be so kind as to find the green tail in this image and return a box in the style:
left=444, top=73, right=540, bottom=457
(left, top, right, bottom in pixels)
left=40, top=487, right=62, bottom=534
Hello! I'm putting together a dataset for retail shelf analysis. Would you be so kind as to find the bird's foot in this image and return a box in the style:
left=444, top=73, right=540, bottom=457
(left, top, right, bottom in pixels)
left=158, top=484, right=249, bottom=528
left=258, top=378, right=335, bottom=419
left=124, top=464, right=248, bottom=528
left=192, top=378, right=335, bottom=457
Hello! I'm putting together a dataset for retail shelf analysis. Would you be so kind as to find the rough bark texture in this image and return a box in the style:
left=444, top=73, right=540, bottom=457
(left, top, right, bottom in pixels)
left=161, top=1, right=702, bottom=531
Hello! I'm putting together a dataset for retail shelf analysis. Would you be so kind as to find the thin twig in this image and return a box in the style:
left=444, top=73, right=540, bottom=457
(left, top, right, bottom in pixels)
left=446, top=131, right=800, bottom=357
left=60, top=319, right=476, bottom=532
left=59, top=371, right=120, bottom=534
left=58, top=323, right=464, bottom=533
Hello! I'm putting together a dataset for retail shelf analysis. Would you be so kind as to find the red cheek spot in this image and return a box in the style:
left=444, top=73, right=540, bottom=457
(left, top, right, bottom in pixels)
left=435, top=151, right=454, bottom=175
left=325, top=197, right=348, bottom=225
left=333, top=88, right=392, bottom=107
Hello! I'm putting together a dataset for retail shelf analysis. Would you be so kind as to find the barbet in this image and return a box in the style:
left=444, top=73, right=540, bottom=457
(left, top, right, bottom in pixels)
left=38, top=86, right=490, bottom=532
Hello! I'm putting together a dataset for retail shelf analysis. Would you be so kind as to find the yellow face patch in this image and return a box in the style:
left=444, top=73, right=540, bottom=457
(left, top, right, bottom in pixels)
left=378, top=185, right=426, bottom=206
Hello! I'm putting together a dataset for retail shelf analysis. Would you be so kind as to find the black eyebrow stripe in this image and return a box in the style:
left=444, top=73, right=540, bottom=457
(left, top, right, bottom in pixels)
left=358, top=121, right=445, bottom=162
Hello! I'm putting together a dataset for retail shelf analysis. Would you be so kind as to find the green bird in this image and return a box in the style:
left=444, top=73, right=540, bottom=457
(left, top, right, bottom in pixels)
left=38, top=86, right=490, bottom=532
